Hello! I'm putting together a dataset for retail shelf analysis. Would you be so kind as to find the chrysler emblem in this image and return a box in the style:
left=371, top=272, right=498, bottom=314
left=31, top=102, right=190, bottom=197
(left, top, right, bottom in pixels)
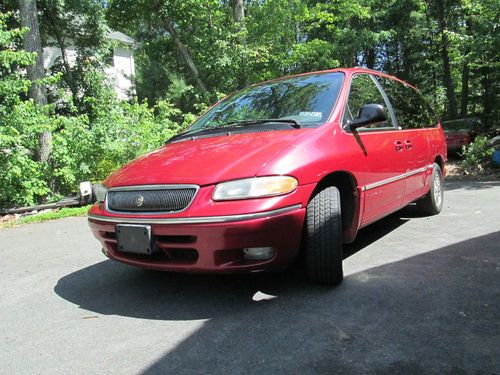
left=135, top=195, right=144, bottom=207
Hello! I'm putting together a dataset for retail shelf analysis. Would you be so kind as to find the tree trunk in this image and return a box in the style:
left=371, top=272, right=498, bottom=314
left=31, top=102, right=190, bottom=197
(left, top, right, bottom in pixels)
left=460, top=62, right=469, bottom=118
left=424, top=1, right=438, bottom=99
left=366, top=48, right=376, bottom=69
left=156, top=6, right=207, bottom=93
left=18, top=0, right=51, bottom=163
left=232, top=0, right=248, bottom=88
left=394, top=41, right=401, bottom=75
left=42, top=4, right=79, bottom=103
left=460, top=19, right=471, bottom=119
left=232, top=0, right=244, bottom=23
left=482, top=69, right=492, bottom=128
left=437, top=0, right=458, bottom=119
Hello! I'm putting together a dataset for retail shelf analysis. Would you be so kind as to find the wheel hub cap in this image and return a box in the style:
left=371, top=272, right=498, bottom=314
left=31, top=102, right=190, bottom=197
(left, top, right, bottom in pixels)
left=433, top=171, right=442, bottom=207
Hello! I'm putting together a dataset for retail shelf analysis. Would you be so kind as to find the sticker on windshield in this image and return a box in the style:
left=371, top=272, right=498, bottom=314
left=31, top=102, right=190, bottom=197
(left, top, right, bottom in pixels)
left=299, top=111, right=323, bottom=118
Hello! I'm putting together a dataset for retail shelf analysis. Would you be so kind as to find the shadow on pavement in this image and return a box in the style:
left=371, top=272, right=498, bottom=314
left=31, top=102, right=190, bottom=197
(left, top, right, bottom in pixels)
left=54, top=210, right=412, bottom=321
left=444, top=179, right=500, bottom=191
left=55, top=227, right=499, bottom=373
left=343, top=212, right=409, bottom=257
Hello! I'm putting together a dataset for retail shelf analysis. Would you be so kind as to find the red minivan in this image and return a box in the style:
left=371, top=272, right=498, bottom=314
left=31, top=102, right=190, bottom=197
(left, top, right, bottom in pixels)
left=88, top=67, right=447, bottom=285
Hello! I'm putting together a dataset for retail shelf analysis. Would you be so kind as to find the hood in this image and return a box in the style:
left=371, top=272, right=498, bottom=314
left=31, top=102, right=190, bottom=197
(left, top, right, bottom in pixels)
left=104, top=130, right=310, bottom=187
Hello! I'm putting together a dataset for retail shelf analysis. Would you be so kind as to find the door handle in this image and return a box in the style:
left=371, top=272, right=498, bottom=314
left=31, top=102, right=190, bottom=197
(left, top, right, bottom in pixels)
left=404, top=140, right=413, bottom=150
left=394, top=140, right=403, bottom=151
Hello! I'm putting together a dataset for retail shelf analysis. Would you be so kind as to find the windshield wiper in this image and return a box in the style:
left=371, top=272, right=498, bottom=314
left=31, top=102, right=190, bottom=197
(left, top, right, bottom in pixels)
left=166, top=118, right=301, bottom=144
left=218, top=119, right=302, bottom=129
left=166, top=128, right=212, bottom=143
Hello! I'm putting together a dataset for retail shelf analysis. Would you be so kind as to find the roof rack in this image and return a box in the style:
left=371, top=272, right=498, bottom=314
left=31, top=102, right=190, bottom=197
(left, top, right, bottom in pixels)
left=353, top=66, right=387, bottom=74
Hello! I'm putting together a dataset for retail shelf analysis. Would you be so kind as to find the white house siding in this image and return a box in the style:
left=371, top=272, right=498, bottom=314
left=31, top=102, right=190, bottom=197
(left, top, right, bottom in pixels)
left=42, top=39, right=135, bottom=100
left=42, top=45, right=77, bottom=69
left=105, top=46, right=136, bottom=100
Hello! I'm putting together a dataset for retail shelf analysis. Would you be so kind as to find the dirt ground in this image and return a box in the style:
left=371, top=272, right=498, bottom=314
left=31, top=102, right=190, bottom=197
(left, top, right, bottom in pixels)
left=445, top=158, right=500, bottom=181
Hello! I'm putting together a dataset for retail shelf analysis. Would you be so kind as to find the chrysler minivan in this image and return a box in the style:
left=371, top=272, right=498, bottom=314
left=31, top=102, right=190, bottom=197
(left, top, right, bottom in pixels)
left=88, top=67, right=447, bottom=285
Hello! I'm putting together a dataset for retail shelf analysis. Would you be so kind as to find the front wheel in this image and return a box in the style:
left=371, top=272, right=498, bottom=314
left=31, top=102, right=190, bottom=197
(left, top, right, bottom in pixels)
left=416, top=163, right=444, bottom=215
left=303, top=186, right=343, bottom=285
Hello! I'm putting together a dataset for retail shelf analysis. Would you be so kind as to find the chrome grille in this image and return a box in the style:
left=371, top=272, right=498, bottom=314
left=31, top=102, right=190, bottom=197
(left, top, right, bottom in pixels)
left=106, top=186, right=198, bottom=213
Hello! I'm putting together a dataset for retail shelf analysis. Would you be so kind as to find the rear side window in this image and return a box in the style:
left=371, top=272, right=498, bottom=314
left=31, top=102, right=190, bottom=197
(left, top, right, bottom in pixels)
left=343, top=74, right=394, bottom=130
left=375, top=76, right=437, bottom=129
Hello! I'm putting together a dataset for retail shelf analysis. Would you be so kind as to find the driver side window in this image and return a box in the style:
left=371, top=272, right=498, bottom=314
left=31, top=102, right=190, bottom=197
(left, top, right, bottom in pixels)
left=343, top=74, right=394, bottom=130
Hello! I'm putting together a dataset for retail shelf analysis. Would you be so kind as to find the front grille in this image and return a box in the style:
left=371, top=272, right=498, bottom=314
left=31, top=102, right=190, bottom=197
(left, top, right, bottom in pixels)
left=107, top=186, right=198, bottom=213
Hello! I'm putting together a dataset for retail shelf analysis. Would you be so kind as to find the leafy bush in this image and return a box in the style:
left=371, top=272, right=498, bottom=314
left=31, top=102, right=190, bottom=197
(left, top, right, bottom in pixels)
left=460, top=135, right=495, bottom=172
left=50, top=96, right=183, bottom=191
left=1, top=93, right=186, bottom=208
left=0, top=12, right=50, bottom=206
left=0, top=101, right=53, bottom=206
left=0, top=12, right=190, bottom=208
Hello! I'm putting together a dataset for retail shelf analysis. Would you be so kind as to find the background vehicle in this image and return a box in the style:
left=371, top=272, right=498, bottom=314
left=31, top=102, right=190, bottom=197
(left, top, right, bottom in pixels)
left=88, top=68, right=447, bottom=286
left=442, top=118, right=483, bottom=154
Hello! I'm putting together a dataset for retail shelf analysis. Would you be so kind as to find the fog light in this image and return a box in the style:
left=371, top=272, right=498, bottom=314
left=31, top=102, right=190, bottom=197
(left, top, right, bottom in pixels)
left=243, top=247, right=276, bottom=260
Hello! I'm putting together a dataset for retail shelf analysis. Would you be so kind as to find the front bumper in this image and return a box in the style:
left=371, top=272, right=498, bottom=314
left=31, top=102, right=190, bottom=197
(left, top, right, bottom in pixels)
left=88, top=205, right=306, bottom=273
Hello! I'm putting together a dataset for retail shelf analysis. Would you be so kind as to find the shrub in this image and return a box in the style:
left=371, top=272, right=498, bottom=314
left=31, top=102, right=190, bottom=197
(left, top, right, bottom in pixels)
left=0, top=12, right=190, bottom=208
left=460, top=135, right=495, bottom=173
left=49, top=97, right=184, bottom=195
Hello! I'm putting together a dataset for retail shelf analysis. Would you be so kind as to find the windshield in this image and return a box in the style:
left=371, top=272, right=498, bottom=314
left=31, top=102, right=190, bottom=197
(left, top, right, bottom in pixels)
left=442, top=119, right=480, bottom=131
left=187, top=72, right=344, bottom=133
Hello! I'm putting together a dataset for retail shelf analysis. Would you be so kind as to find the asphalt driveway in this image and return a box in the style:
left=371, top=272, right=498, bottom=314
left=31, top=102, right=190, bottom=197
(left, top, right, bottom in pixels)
left=1, top=180, right=499, bottom=374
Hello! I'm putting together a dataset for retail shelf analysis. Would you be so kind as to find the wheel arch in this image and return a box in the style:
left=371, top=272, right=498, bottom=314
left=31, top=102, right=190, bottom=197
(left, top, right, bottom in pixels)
left=309, top=170, right=361, bottom=244
left=434, top=155, right=445, bottom=175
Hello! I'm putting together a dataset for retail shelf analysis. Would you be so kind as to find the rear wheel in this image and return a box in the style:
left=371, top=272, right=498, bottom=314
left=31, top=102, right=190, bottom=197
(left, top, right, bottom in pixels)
left=304, top=186, right=343, bottom=285
left=416, top=163, right=444, bottom=215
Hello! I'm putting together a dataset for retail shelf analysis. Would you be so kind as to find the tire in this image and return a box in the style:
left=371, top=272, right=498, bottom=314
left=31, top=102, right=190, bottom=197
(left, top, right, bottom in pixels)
left=304, top=186, right=343, bottom=285
left=416, top=163, right=444, bottom=215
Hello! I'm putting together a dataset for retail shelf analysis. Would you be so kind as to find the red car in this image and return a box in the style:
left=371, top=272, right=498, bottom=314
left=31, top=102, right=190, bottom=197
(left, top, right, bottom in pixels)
left=442, top=118, right=482, bottom=154
left=88, top=67, right=447, bottom=285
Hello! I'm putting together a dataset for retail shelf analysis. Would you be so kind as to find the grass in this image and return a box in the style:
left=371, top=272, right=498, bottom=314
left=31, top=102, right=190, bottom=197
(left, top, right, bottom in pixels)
left=1, top=205, right=90, bottom=228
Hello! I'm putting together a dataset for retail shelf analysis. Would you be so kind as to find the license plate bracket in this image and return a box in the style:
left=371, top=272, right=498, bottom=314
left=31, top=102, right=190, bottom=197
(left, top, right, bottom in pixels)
left=116, top=224, right=155, bottom=255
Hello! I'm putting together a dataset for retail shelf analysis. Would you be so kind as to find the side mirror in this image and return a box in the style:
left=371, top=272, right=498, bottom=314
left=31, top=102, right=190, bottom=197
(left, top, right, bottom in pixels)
left=348, top=104, right=387, bottom=130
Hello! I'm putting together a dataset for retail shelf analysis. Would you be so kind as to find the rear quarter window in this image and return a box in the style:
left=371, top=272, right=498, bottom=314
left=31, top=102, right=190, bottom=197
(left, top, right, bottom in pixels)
left=375, top=76, right=438, bottom=129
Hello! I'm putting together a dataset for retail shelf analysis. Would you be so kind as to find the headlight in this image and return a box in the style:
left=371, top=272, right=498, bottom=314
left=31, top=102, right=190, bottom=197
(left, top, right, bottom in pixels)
left=212, top=176, right=298, bottom=201
left=93, top=183, right=108, bottom=203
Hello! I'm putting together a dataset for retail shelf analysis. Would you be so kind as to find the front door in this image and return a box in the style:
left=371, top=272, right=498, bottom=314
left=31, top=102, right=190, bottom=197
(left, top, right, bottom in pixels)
left=342, top=74, right=406, bottom=225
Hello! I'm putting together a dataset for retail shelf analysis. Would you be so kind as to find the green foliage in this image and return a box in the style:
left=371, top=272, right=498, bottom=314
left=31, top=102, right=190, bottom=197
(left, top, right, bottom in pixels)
left=46, top=88, right=184, bottom=196
left=107, top=0, right=499, bottom=130
left=19, top=205, right=90, bottom=224
left=0, top=11, right=188, bottom=208
left=0, top=12, right=50, bottom=206
left=0, top=101, right=52, bottom=206
left=38, top=0, right=112, bottom=113
left=12, top=205, right=91, bottom=227
left=460, top=136, right=495, bottom=171
left=2, top=0, right=500, bottom=207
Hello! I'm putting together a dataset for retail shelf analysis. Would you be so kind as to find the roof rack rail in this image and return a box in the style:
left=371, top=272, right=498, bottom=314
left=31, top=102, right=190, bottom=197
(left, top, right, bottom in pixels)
left=353, top=66, right=386, bottom=74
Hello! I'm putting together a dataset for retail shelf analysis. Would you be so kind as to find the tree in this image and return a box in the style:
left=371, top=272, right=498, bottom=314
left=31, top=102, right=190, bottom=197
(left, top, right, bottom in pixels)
left=39, top=0, right=78, bottom=102
left=0, top=11, right=52, bottom=205
left=436, top=0, right=458, bottom=119
left=18, top=0, right=51, bottom=162
left=38, top=0, right=111, bottom=114
left=107, top=0, right=210, bottom=99
left=232, top=0, right=248, bottom=87
left=156, top=5, right=208, bottom=93
left=105, top=0, right=498, bottom=128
